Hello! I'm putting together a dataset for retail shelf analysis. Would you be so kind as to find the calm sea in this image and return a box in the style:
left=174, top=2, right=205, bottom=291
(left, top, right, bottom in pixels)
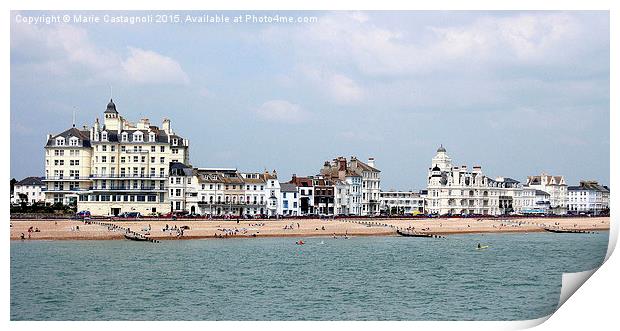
left=10, top=231, right=608, bottom=321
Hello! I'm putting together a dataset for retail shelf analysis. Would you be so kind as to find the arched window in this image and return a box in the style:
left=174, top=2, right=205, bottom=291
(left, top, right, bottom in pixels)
left=101, top=131, right=108, bottom=141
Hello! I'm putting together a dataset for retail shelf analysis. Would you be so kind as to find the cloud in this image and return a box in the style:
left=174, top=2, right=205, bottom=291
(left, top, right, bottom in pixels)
left=122, top=47, right=189, bottom=85
left=300, top=67, right=364, bottom=104
left=11, top=20, right=189, bottom=86
left=261, top=12, right=604, bottom=77
left=254, top=100, right=308, bottom=123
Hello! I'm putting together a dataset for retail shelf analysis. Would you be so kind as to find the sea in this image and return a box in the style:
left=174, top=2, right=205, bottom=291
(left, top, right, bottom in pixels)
left=10, top=231, right=609, bottom=321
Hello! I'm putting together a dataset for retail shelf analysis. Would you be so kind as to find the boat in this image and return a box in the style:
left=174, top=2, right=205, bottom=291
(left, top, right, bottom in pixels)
left=124, top=233, right=150, bottom=241
left=396, top=229, right=435, bottom=238
left=476, top=245, right=490, bottom=250
left=295, top=240, right=305, bottom=245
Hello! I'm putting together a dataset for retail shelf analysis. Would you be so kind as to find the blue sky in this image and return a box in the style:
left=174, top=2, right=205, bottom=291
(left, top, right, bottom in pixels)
left=10, top=11, right=609, bottom=189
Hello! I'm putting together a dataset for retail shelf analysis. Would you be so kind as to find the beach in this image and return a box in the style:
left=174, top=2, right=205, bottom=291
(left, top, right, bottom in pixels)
left=9, top=216, right=609, bottom=241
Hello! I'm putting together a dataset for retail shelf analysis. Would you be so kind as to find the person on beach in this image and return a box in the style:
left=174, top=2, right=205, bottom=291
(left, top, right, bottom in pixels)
left=20, top=233, right=25, bottom=240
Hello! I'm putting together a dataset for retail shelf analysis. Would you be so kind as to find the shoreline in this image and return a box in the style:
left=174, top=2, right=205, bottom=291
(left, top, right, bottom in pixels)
left=9, top=217, right=609, bottom=241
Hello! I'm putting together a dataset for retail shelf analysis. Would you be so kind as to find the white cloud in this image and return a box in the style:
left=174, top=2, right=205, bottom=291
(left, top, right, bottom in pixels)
left=122, top=47, right=189, bottom=85
left=254, top=100, right=307, bottom=123
left=261, top=12, right=593, bottom=76
left=300, top=67, right=364, bottom=104
left=11, top=21, right=189, bottom=86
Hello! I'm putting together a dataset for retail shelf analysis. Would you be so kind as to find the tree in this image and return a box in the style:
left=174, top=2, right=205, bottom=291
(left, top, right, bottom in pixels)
left=10, top=178, right=17, bottom=194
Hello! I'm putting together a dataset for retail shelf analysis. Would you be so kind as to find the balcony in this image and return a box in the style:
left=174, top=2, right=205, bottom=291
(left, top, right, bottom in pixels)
left=90, top=174, right=167, bottom=179
left=88, top=186, right=167, bottom=192
left=43, top=176, right=92, bottom=181
left=42, top=187, right=89, bottom=192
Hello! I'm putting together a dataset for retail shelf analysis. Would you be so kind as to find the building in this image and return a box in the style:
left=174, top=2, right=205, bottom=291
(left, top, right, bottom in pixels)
left=12, top=177, right=46, bottom=205
left=350, top=157, right=381, bottom=216
left=313, top=176, right=335, bottom=216
left=289, top=175, right=314, bottom=215
left=44, top=99, right=191, bottom=216
left=526, top=173, right=568, bottom=215
left=280, top=183, right=300, bottom=216
left=264, top=171, right=281, bottom=217
left=170, top=167, right=276, bottom=217
left=43, top=126, right=93, bottom=205
left=568, top=180, right=610, bottom=215
left=515, top=187, right=551, bottom=214
left=426, top=145, right=521, bottom=216
left=379, top=190, right=425, bottom=215
left=319, top=156, right=377, bottom=216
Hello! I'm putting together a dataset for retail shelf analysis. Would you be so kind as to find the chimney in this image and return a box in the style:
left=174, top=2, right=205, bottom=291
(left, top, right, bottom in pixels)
left=368, top=157, right=375, bottom=168
left=162, top=118, right=171, bottom=134
left=338, top=158, right=347, bottom=171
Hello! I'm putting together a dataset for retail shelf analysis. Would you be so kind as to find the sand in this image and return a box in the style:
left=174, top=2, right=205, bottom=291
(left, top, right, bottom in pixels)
left=9, top=216, right=609, bottom=241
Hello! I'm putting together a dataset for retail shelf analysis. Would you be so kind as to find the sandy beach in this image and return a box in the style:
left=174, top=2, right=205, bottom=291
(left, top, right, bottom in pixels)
left=9, top=216, right=609, bottom=241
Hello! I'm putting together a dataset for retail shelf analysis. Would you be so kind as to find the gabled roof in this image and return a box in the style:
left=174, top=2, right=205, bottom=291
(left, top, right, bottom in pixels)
left=46, top=127, right=91, bottom=147
left=16, top=176, right=44, bottom=186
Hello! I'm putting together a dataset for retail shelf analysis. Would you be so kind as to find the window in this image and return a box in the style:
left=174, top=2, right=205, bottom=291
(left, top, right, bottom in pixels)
left=102, top=145, right=107, bottom=152
left=133, top=156, right=138, bottom=162
left=111, top=145, right=115, bottom=152
left=160, top=146, right=165, bottom=152
left=121, top=132, right=128, bottom=142
left=102, top=156, right=107, bottom=163
left=172, top=138, right=178, bottom=145
left=141, top=156, right=146, bottom=163
left=111, top=156, right=115, bottom=163
left=172, top=148, right=178, bottom=154
left=121, top=146, right=126, bottom=152
left=149, top=133, right=156, bottom=142
left=151, top=146, right=156, bottom=152
left=56, top=137, right=65, bottom=146
left=160, top=157, right=165, bottom=163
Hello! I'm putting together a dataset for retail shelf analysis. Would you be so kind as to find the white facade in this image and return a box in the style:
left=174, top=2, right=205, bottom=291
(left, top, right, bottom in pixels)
left=279, top=183, right=300, bottom=216
left=568, top=181, right=610, bottom=215
left=526, top=173, right=568, bottom=215
left=426, top=146, right=521, bottom=216
left=13, top=177, right=46, bottom=205
left=320, top=156, right=378, bottom=216
left=380, top=190, right=425, bottom=215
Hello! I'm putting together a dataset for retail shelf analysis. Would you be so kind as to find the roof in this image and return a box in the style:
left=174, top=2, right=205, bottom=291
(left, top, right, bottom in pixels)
left=569, top=181, right=610, bottom=193
left=534, top=189, right=550, bottom=196
left=280, top=183, right=298, bottom=192
left=16, top=176, right=44, bottom=186
left=46, top=127, right=91, bottom=148
left=169, top=162, right=193, bottom=176
left=105, top=99, right=118, bottom=114
left=97, top=129, right=184, bottom=145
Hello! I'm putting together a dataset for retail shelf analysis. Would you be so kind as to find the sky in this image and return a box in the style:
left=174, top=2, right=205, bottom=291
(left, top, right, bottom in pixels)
left=10, top=10, right=610, bottom=190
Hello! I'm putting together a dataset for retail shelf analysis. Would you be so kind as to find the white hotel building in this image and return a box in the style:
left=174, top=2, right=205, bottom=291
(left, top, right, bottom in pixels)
left=44, top=99, right=190, bottom=215
left=426, top=146, right=522, bottom=216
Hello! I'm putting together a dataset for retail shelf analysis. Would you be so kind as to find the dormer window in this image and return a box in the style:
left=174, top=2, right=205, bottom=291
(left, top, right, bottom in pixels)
left=133, top=131, right=143, bottom=142
left=172, top=138, right=178, bottom=145
left=149, top=132, right=156, bottom=142
left=121, top=132, right=128, bottom=142
left=56, top=137, right=65, bottom=146
left=101, top=131, right=108, bottom=141
left=69, top=137, right=79, bottom=146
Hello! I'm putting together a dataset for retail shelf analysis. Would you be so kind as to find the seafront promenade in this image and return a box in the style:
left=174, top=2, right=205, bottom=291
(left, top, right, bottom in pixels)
left=9, top=216, right=610, bottom=241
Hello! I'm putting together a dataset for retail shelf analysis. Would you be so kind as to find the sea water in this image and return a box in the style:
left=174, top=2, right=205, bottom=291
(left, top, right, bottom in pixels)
left=10, top=232, right=609, bottom=321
